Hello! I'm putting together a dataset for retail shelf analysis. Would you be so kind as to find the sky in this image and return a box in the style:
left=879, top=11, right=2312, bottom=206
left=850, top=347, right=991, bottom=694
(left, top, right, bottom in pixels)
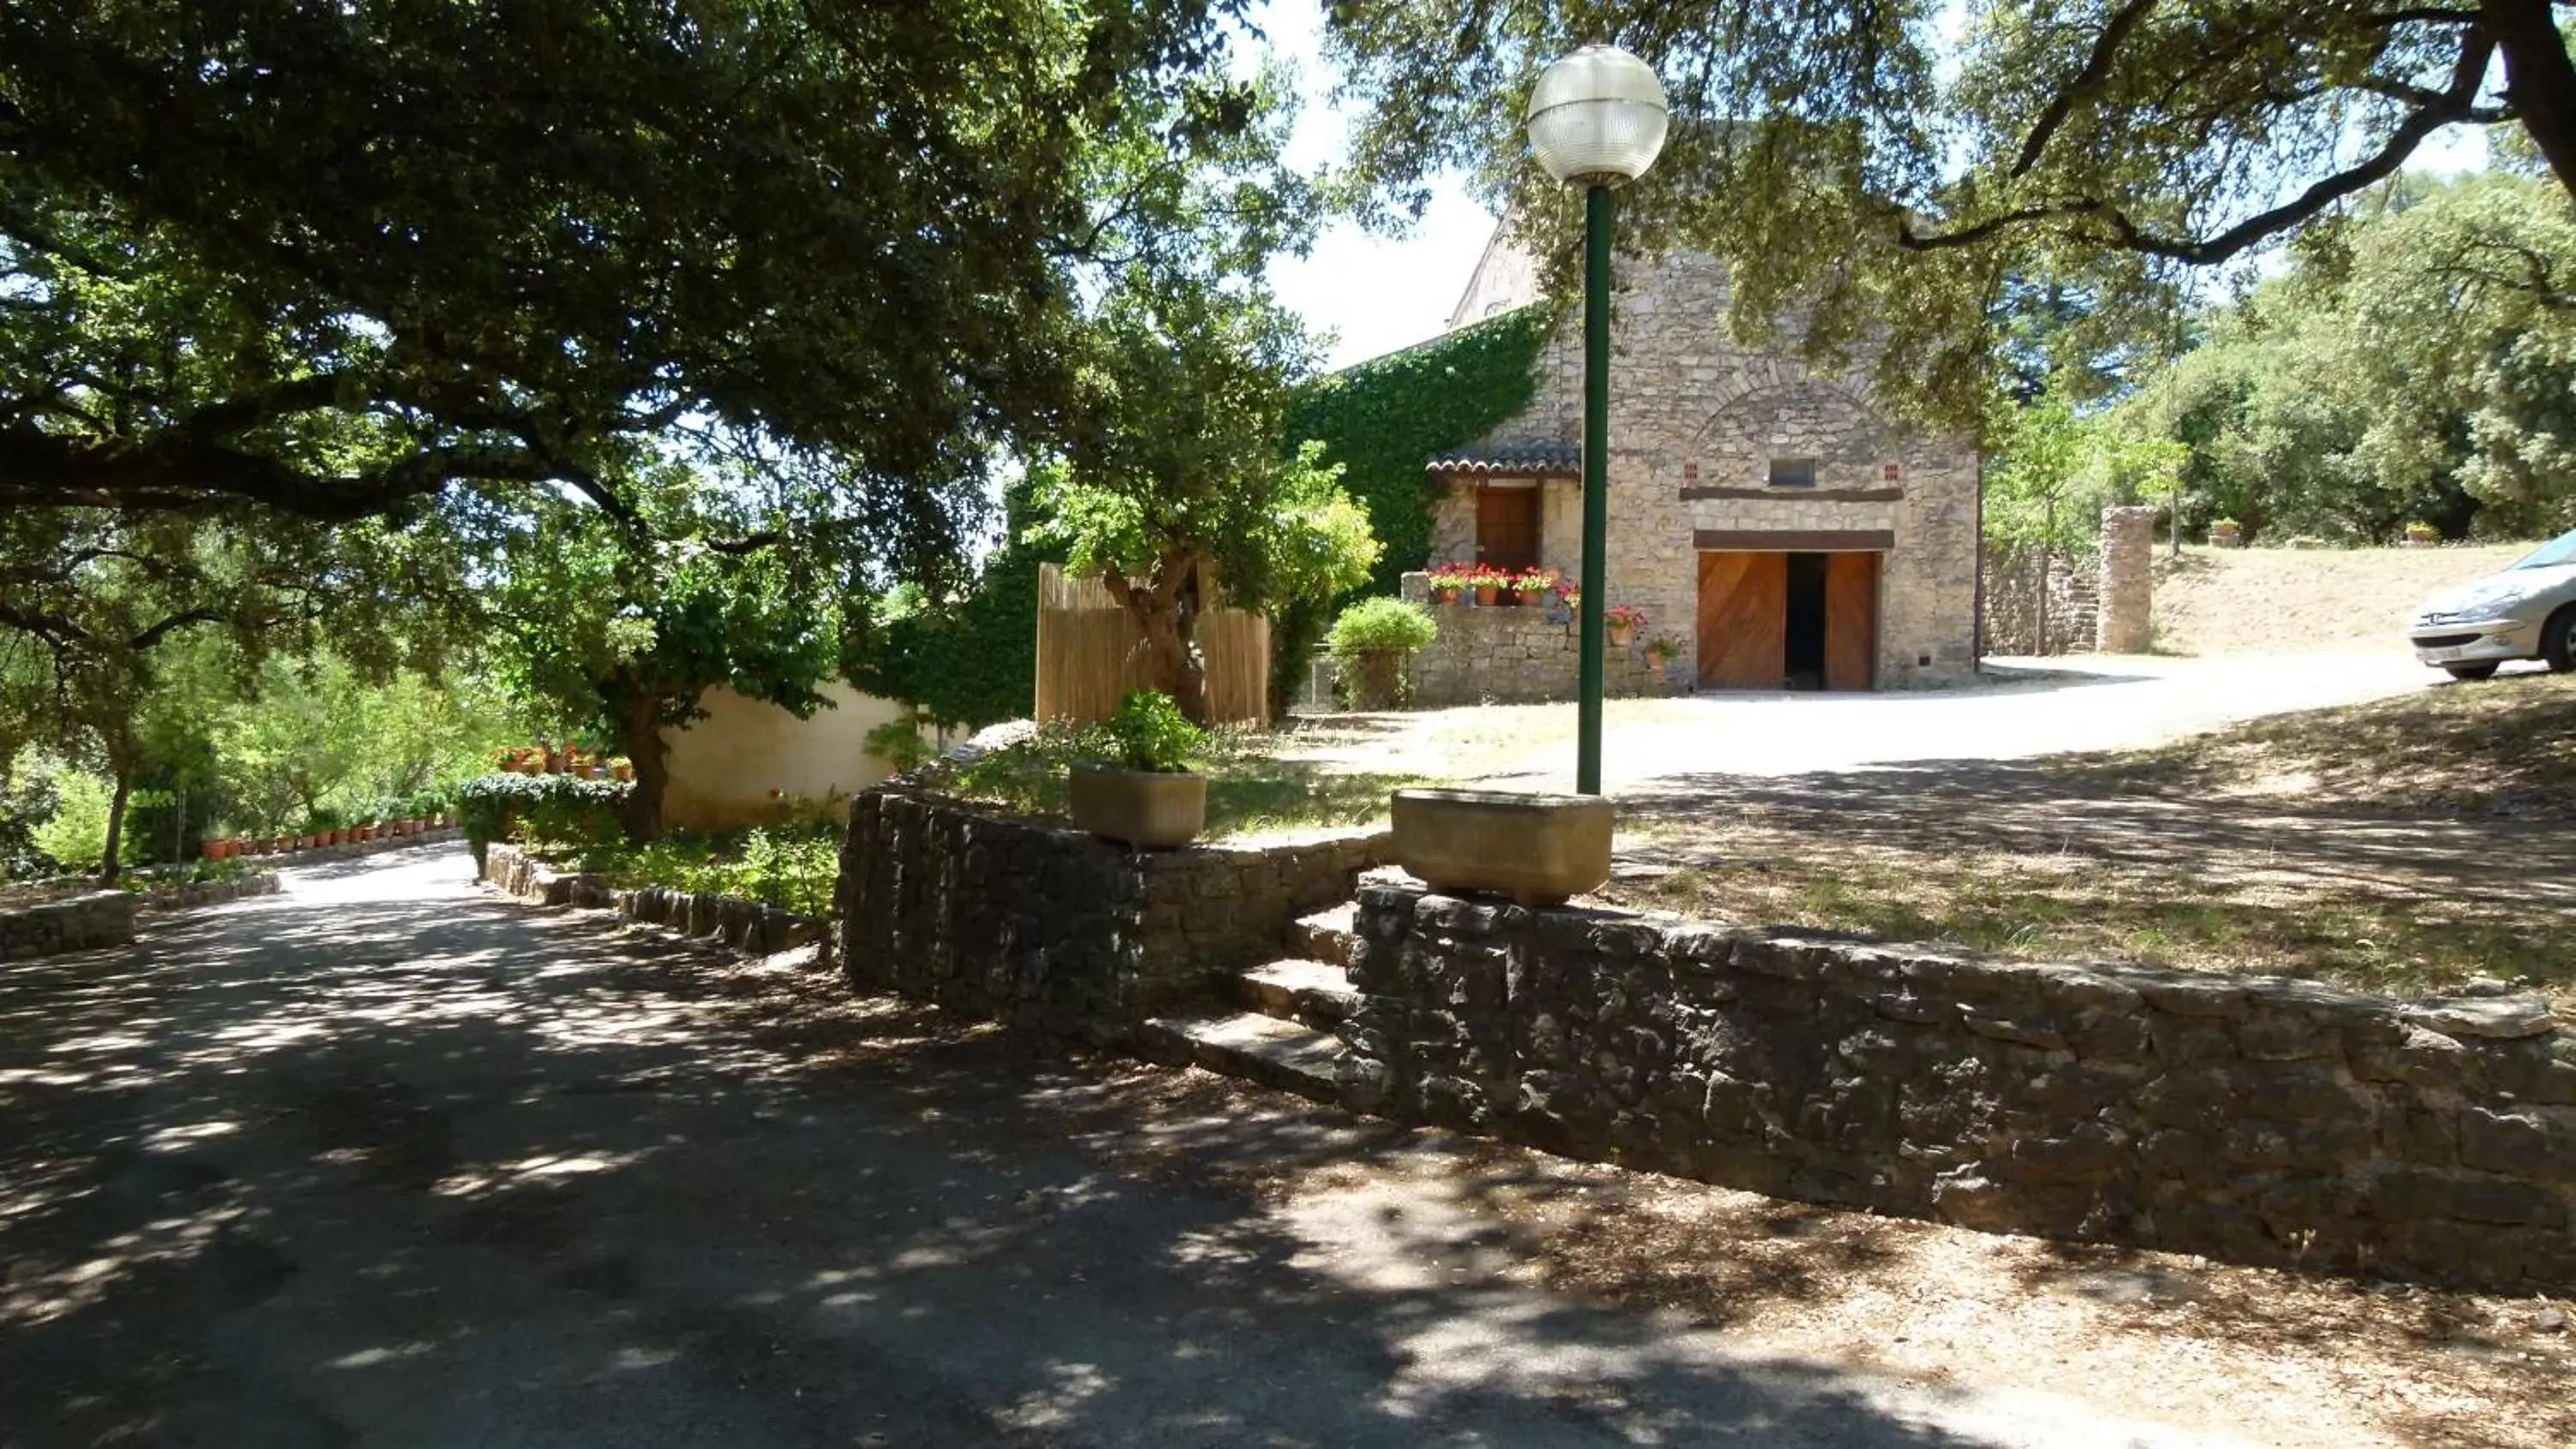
left=1245, top=2, right=1497, bottom=371
left=1246, top=0, right=2500, bottom=372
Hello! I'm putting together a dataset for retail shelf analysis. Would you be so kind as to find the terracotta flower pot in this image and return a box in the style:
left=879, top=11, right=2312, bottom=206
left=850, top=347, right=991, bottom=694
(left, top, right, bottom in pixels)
left=1473, top=585, right=1500, bottom=607
left=1607, top=621, right=1637, bottom=649
left=1433, top=586, right=1461, bottom=606
left=1391, top=788, right=1614, bottom=907
left=1068, top=761, right=1207, bottom=849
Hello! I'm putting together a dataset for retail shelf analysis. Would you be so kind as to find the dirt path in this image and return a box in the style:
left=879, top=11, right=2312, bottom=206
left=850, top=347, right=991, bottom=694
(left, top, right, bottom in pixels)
left=3, top=847, right=2567, bottom=1447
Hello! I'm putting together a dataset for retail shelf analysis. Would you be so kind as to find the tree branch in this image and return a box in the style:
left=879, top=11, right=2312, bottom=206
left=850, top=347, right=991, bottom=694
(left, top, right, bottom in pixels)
left=125, top=607, right=223, bottom=652
left=2011, top=0, right=2163, bottom=179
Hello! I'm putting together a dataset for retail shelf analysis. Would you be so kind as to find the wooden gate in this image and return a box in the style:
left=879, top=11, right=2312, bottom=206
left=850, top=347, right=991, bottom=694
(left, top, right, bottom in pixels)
left=1034, top=563, right=1272, bottom=725
left=1697, top=551, right=1786, bottom=688
left=1825, top=552, right=1880, bottom=689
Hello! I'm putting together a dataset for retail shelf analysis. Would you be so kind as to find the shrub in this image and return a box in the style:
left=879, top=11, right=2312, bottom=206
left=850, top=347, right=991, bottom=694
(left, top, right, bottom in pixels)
left=863, top=713, right=938, bottom=775
left=1326, top=597, right=1437, bottom=709
left=457, top=773, right=631, bottom=866
left=1091, top=690, right=1203, bottom=773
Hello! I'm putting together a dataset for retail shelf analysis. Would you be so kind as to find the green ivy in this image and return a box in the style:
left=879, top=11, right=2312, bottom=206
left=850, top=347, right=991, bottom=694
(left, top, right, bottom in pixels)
left=1273, top=306, right=1552, bottom=710
left=457, top=773, right=630, bottom=868
left=843, top=479, right=1059, bottom=730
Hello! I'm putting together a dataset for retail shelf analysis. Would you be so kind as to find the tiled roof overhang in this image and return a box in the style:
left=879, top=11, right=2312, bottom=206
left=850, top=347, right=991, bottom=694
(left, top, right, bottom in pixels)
left=1425, top=446, right=1581, bottom=478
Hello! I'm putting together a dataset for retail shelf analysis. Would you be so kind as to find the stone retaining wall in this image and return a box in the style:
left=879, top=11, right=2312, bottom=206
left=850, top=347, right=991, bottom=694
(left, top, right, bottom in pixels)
left=1396, top=573, right=1680, bottom=708
left=1340, top=878, right=2576, bottom=1294
left=835, top=787, right=1388, bottom=1036
left=135, top=873, right=282, bottom=912
left=1981, top=544, right=2099, bottom=656
left=480, top=842, right=825, bottom=956
left=0, top=890, right=136, bottom=962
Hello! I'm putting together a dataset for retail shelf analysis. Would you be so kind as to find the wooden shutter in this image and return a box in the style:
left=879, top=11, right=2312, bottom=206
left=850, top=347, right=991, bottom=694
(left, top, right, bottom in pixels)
left=1825, top=552, right=1879, bottom=689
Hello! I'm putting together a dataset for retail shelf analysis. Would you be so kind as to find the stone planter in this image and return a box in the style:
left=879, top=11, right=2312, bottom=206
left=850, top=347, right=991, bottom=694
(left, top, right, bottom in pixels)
left=1390, top=788, right=1613, bottom=906
left=2208, top=524, right=2243, bottom=549
left=1068, top=762, right=1207, bottom=849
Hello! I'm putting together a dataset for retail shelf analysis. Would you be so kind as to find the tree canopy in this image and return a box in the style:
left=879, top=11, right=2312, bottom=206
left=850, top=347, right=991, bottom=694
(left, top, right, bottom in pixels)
left=1325, top=0, right=2576, bottom=428
left=0, top=0, right=1253, bottom=563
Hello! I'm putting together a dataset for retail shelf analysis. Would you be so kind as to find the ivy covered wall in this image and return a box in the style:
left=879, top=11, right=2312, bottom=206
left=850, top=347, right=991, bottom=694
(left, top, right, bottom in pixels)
left=1270, top=306, right=1553, bottom=711
left=1284, top=306, right=1552, bottom=597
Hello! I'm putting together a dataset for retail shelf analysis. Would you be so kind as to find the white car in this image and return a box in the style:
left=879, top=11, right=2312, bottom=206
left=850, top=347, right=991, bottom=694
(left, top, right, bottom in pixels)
left=2408, top=528, right=2576, bottom=680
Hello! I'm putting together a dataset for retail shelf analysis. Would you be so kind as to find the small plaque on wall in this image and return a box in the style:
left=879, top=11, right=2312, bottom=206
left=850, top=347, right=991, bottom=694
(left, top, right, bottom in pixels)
left=1683, top=460, right=1700, bottom=482
left=1883, top=463, right=1902, bottom=482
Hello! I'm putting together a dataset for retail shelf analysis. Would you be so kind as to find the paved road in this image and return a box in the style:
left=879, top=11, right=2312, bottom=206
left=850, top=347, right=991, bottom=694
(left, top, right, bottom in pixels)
left=3, top=848, right=2263, bottom=1448
left=1494, top=652, right=2443, bottom=792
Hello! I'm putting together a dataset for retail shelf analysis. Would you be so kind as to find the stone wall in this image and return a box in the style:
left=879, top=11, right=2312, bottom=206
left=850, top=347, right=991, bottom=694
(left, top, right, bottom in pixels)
left=135, top=873, right=282, bottom=912
left=2097, top=506, right=2159, bottom=653
left=836, top=788, right=1388, bottom=1037
left=0, top=890, right=135, bottom=962
left=1395, top=573, right=1682, bottom=707
left=1982, top=544, right=2101, bottom=656
left=1444, top=249, right=1983, bottom=688
left=480, top=842, right=825, bottom=956
left=1338, top=878, right=2576, bottom=1294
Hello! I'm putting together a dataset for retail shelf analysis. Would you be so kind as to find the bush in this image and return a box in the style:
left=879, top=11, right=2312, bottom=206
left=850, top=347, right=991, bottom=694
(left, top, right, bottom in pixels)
left=579, top=822, right=841, bottom=919
left=1326, top=598, right=1438, bottom=709
left=863, top=713, right=938, bottom=774
left=1092, top=690, right=1203, bottom=773
left=457, top=773, right=631, bottom=865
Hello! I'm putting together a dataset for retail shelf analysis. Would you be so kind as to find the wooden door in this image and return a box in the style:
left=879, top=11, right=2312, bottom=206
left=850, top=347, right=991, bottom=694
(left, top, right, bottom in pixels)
left=1697, top=551, right=1786, bottom=688
left=1825, top=552, right=1879, bottom=690
left=1475, top=487, right=1540, bottom=572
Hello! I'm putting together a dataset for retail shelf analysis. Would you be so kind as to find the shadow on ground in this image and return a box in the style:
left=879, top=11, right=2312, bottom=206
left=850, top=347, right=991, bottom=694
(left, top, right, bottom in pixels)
left=2, top=849, right=2027, bottom=1448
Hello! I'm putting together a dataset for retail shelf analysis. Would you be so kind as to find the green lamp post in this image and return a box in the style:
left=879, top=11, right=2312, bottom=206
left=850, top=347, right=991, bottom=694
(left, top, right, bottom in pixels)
left=1528, top=45, right=1669, bottom=795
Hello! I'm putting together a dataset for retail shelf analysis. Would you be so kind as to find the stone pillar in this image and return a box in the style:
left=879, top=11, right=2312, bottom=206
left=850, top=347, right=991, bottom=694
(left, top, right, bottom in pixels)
left=2096, top=506, right=2157, bottom=653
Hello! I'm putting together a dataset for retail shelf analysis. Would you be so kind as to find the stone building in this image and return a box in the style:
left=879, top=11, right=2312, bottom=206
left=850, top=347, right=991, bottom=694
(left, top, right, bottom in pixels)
left=1420, top=233, right=1981, bottom=690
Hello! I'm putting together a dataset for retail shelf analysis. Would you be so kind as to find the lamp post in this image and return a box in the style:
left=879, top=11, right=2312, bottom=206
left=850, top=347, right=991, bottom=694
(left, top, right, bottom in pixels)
left=1528, top=45, right=1668, bottom=796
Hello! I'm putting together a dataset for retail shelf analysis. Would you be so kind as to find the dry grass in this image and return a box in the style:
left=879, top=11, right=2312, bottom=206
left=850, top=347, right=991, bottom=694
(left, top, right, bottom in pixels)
left=1614, top=674, right=2576, bottom=1009
left=2150, top=543, right=2537, bottom=657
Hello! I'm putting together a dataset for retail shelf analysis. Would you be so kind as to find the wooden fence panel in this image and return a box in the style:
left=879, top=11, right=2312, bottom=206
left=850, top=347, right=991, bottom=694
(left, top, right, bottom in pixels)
left=1034, top=563, right=1271, bottom=725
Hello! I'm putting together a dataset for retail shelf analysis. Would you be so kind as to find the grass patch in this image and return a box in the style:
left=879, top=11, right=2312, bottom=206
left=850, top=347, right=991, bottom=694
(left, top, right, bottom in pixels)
left=2050, top=670, right=2576, bottom=819
left=933, top=721, right=1428, bottom=837
left=1606, top=840, right=2574, bottom=1006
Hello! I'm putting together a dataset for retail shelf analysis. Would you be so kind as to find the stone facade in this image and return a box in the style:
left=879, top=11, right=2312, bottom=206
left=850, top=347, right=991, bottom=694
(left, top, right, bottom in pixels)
left=835, top=787, right=1388, bottom=1037
left=0, top=889, right=135, bottom=962
left=1431, top=244, right=1983, bottom=688
left=1336, top=878, right=2576, bottom=1294
left=1396, top=574, right=1682, bottom=707
left=2097, top=506, right=2158, bottom=653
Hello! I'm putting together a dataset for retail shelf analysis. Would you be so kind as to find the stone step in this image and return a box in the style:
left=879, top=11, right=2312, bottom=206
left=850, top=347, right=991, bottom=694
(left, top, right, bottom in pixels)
left=1139, top=1011, right=1343, bottom=1103
left=1290, top=901, right=1358, bottom=967
left=1235, top=958, right=1360, bottom=1030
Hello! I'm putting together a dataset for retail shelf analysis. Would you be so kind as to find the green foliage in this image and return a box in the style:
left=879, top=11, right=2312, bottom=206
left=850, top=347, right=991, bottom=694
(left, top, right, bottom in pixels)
left=0, top=771, right=59, bottom=880
left=1325, top=598, right=1439, bottom=658
left=1284, top=309, right=1552, bottom=598
left=2110, top=173, right=2576, bottom=541
left=940, top=722, right=1421, bottom=836
left=1, top=0, right=1255, bottom=551
left=843, top=478, right=1054, bottom=729
left=579, top=823, right=841, bottom=920
left=1275, top=308, right=1549, bottom=712
left=1092, top=691, right=1206, bottom=773
left=862, top=715, right=939, bottom=776
left=457, top=773, right=630, bottom=868
left=28, top=758, right=112, bottom=873
left=1025, top=259, right=1378, bottom=719
left=1324, top=2, right=2576, bottom=433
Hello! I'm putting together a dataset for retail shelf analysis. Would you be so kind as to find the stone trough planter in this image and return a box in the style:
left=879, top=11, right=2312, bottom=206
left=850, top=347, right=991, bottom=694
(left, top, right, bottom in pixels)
left=1069, top=762, right=1207, bottom=849
left=1389, top=788, right=1613, bottom=906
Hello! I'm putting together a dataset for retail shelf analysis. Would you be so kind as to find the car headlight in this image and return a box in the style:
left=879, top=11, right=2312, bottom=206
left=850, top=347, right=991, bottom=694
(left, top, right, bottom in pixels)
left=2448, top=597, right=2523, bottom=624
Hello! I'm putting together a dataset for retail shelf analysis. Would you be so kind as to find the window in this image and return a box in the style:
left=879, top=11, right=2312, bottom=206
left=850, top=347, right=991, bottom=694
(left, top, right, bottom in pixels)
left=1769, top=457, right=1817, bottom=488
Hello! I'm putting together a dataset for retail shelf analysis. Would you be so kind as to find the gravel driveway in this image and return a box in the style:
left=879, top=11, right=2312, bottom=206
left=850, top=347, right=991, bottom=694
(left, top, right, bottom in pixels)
left=0, top=846, right=2283, bottom=1448
left=1533, top=653, right=2439, bottom=792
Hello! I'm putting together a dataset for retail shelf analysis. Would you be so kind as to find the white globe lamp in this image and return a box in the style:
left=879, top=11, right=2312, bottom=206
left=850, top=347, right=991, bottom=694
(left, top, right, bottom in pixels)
left=1527, top=45, right=1670, bottom=187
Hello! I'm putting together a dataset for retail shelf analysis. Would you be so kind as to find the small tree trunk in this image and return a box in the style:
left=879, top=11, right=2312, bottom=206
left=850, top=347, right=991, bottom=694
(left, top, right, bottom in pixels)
left=98, top=757, right=134, bottom=886
left=618, top=694, right=671, bottom=843
left=1106, top=553, right=1212, bottom=724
